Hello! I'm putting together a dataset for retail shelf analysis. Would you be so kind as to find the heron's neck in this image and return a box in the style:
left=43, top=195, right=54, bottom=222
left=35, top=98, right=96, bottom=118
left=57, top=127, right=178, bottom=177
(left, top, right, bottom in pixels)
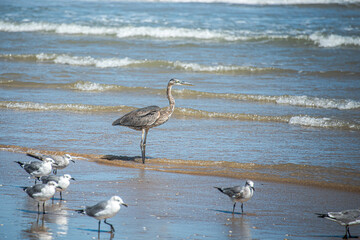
left=167, top=84, right=175, bottom=112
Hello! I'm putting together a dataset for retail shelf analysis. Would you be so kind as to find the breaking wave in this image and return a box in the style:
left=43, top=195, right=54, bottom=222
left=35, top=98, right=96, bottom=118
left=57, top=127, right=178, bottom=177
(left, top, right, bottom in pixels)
left=1, top=21, right=359, bottom=47
left=1, top=80, right=359, bottom=110
left=1, top=101, right=359, bottom=130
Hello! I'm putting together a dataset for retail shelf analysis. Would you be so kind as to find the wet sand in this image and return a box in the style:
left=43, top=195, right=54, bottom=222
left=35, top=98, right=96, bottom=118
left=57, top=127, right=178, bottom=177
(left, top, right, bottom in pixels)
left=0, top=150, right=359, bottom=240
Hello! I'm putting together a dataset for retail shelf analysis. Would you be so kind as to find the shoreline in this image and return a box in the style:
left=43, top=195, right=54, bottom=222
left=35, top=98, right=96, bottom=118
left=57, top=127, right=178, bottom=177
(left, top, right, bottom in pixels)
left=0, top=150, right=359, bottom=240
left=1, top=144, right=359, bottom=193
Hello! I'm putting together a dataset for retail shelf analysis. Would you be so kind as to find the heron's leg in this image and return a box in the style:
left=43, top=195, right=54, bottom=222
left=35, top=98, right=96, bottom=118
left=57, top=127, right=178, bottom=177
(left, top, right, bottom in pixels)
left=232, top=202, right=236, bottom=214
left=140, top=129, right=149, bottom=164
left=104, top=219, right=115, bottom=232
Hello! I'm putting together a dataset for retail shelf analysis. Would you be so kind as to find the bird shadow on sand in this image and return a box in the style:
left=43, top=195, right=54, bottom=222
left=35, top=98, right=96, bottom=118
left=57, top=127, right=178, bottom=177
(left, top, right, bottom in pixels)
left=210, top=209, right=256, bottom=216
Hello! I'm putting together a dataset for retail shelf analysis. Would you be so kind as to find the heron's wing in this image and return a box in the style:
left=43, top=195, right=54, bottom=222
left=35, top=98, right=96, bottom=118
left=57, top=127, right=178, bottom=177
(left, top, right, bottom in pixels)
left=112, top=105, right=161, bottom=128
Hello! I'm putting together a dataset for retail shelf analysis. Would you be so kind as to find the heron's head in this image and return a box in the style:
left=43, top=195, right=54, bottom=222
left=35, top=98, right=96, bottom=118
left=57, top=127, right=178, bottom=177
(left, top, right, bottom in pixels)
left=111, top=196, right=128, bottom=207
left=245, top=180, right=255, bottom=191
left=169, top=78, right=193, bottom=86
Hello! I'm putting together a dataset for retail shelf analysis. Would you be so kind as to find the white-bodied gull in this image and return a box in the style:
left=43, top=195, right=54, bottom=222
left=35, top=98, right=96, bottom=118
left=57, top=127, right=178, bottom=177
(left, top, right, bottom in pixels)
left=76, top=196, right=128, bottom=233
left=41, top=174, right=75, bottom=200
left=215, top=180, right=255, bottom=214
left=23, top=181, right=59, bottom=214
left=27, top=152, right=75, bottom=175
left=316, top=208, right=360, bottom=239
left=15, top=158, right=54, bottom=183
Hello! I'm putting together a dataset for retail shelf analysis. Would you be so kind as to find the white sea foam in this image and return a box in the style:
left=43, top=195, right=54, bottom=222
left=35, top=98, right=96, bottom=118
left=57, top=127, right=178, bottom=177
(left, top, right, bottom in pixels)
left=275, top=95, right=360, bottom=110
left=1, top=21, right=359, bottom=48
left=289, top=116, right=359, bottom=130
left=309, top=33, right=360, bottom=48
left=34, top=53, right=143, bottom=68
left=72, top=81, right=111, bottom=91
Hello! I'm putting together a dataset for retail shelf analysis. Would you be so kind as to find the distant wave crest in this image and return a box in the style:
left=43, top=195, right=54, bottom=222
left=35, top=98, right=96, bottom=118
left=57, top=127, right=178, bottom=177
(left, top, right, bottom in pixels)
left=1, top=80, right=360, bottom=110
left=1, top=21, right=359, bottom=47
left=1, top=101, right=359, bottom=130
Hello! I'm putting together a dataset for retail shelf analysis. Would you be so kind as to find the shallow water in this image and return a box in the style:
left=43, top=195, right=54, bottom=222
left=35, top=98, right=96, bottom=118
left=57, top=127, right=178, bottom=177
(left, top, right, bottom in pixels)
left=1, top=151, right=359, bottom=240
left=0, top=0, right=360, bottom=204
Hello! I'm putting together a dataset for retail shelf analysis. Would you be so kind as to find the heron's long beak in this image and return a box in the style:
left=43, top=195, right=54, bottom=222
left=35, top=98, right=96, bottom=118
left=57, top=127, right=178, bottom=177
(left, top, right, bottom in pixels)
left=179, top=81, right=193, bottom=86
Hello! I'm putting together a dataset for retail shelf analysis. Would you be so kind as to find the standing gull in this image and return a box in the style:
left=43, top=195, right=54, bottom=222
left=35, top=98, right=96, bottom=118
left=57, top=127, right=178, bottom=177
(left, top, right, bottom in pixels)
left=27, top=152, right=75, bottom=174
left=112, top=78, right=193, bottom=164
left=76, top=196, right=128, bottom=233
left=41, top=174, right=75, bottom=200
left=316, top=208, right=360, bottom=239
left=215, top=180, right=255, bottom=214
left=23, top=181, right=59, bottom=214
left=15, top=158, right=54, bottom=183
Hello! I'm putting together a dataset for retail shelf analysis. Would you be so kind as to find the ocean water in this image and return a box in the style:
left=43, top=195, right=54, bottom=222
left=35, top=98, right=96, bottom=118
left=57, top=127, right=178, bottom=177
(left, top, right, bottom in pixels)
left=0, top=0, right=360, bottom=188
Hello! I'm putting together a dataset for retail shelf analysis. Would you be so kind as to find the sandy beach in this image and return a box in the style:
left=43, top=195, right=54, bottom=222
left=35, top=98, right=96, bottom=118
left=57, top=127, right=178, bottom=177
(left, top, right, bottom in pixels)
left=0, top=150, right=359, bottom=240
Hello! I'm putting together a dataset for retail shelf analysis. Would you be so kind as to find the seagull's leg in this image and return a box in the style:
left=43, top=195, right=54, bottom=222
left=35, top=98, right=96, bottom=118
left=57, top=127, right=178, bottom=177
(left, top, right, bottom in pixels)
left=345, top=225, right=351, bottom=239
left=98, top=220, right=101, bottom=232
left=60, top=191, right=63, bottom=201
left=37, top=202, right=40, bottom=214
left=232, top=202, right=236, bottom=214
left=43, top=202, right=46, bottom=214
left=104, top=219, right=115, bottom=232
left=241, top=203, right=244, bottom=214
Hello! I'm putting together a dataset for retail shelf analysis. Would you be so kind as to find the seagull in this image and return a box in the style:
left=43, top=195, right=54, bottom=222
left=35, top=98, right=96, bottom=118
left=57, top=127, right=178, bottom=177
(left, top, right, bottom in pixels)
left=23, top=181, right=59, bottom=214
left=316, top=208, right=360, bottom=239
left=15, top=158, right=54, bottom=183
left=76, top=196, right=128, bottom=233
left=40, top=174, right=75, bottom=200
left=27, top=152, right=75, bottom=174
left=214, top=180, right=255, bottom=214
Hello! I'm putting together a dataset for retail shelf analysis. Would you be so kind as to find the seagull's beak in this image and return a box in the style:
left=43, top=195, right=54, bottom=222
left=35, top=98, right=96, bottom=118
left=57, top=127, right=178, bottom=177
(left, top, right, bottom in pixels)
left=71, top=160, right=75, bottom=163
left=122, top=203, right=128, bottom=207
left=71, top=178, right=76, bottom=181
left=57, top=186, right=63, bottom=190
left=179, top=81, right=193, bottom=86
left=252, top=187, right=255, bottom=191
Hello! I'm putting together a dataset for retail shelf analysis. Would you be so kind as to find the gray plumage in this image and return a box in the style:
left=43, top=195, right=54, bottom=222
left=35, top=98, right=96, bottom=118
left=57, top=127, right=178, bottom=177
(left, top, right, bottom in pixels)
left=112, top=78, right=193, bottom=164
left=215, top=180, right=255, bottom=214
left=23, top=181, right=58, bottom=214
left=76, top=196, right=128, bottom=233
left=41, top=174, right=75, bottom=200
left=316, top=208, right=360, bottom=239
left=27, top=152, right=74, bottom=174
left=15, top=158, right=54, bottom=183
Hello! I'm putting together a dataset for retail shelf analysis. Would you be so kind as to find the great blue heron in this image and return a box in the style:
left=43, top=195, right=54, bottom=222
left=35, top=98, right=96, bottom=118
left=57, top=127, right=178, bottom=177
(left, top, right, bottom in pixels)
left=112, top=78, right=193, bottom=164
left=214, top=180, right=255, bottom=214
